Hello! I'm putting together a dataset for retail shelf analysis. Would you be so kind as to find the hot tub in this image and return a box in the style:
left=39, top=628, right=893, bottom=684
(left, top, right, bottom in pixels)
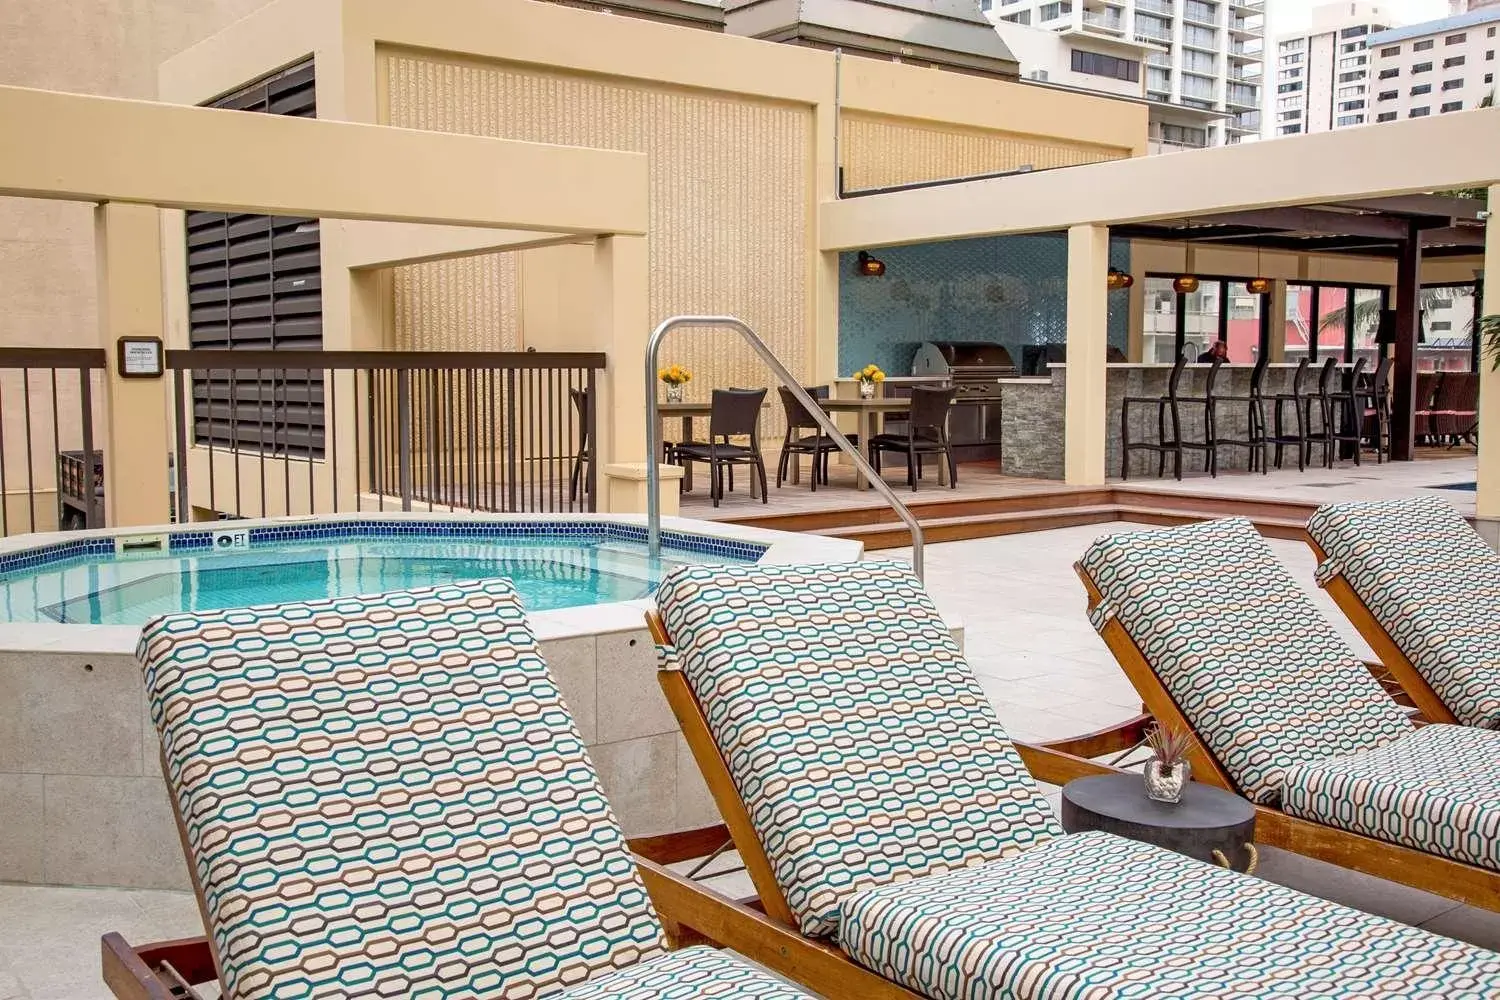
left=0, top=513, right=862, bottom=890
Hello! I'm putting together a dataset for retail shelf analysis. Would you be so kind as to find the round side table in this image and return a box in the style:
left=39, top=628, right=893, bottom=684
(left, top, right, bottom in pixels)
left=1060, top=774, right=1258, bottom=873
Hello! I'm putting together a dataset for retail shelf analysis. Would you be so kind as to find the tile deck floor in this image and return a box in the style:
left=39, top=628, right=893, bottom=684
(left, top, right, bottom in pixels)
left=4, top=509, right=1498, bottom=999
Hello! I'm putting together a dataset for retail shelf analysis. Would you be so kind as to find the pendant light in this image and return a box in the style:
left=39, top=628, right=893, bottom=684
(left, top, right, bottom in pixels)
left=1246, top=246, right=1271, bottom=294
left=1173, top=239, right=1198, bottom=295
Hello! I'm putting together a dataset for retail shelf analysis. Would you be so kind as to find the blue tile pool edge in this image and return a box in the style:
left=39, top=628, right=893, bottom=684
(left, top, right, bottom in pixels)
left=0, top=520, right=768, bottom=580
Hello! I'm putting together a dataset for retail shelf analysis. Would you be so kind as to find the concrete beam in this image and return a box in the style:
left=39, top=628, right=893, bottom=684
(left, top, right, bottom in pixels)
left=820, top=108, right=1500, bottom=251
left=0, top=85, right=648, bottom=236
left=339, top=223, right=585, bottom=270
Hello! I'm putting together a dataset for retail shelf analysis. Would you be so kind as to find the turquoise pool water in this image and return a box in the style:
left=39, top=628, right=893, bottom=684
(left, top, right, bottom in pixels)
left=0, top=526, right=759, bottom=625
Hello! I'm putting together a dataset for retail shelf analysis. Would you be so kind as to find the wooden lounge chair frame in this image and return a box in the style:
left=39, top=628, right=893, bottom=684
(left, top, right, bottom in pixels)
left=1305, top=535, right=1460, bottom=726
left=1025, top=561, right=1500, bottom=916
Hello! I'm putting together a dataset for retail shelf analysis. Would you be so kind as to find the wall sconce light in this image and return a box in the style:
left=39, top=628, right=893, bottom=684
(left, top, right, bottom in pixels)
left=1107, top=267, right=1135, bottom=291
left=855, top=251, right=886, bottom=277
left=1245, top=277, right=1272, bottom=295
left=1173, top=274, right=1200, bottom=295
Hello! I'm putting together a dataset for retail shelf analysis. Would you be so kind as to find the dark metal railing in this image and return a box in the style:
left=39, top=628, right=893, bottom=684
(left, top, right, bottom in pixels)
left=167, top=350, right=603, bottom=522
left=0, top=348, right=106, bottom=536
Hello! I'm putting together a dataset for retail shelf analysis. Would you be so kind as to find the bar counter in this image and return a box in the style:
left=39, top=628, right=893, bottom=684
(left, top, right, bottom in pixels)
left=1001, top=363, right=1323, bottom=480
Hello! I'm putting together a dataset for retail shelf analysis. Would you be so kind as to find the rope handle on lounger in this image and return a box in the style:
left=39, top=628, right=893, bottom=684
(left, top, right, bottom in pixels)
left=1212, top=843, right=1259, bottom=875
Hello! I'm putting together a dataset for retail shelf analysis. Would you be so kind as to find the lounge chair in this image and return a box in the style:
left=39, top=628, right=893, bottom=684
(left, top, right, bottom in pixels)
left=1068, top=517, right=1500, bottom=915
left=103, top=580, right=815, bottom=1000
left=1307, top=494, right=1500, bottom=729
left=648, top=561, right=1500, bottom=1000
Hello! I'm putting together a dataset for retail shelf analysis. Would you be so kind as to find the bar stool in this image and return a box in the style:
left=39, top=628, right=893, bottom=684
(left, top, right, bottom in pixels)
left=1302, top=357, right=1340, bottom=469
left=1211, top=353, right=1269, bottom=474
left=1362, top=355, right=1393, bottom=462
left=1268, top=357, right=1311, bottom=471
left=1120, top=356, right=1219, bottom=480
left=1327, top=357, right=1366, bottom=467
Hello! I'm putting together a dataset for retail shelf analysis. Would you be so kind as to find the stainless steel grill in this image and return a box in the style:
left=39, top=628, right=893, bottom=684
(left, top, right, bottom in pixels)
left=908, top=341, right=1013, bottom=460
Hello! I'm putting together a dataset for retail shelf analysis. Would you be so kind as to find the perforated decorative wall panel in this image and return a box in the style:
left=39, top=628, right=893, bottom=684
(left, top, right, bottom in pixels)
left=840, top=113, right=1123, bottom=192
left=838, top=234, right=1131, bottom=378
left=382, top=50, right=811, bottom=435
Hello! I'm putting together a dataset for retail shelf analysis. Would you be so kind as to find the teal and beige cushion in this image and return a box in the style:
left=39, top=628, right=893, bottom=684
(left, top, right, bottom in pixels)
left=1307, top=495, right=1500, bottom=729
left=1079, top=518, right=1413, bottom=803
left=138, top=580, right=806, bottom=1000
left=839, top=830, right=1500, bottom=1000
left=1281, top=723, right=1500, bottom=870
left=655, top=561, right=1062, bottom=939
left=555, top=947, right=807, bottom=999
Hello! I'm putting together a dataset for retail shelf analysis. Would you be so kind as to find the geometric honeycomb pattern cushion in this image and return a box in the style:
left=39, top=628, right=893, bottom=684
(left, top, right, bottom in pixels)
left=656, top=561, right=1062, bottom=939
left=1080, top=519, right=1413, bottom=803
left=554, top=947, right=809, bottom=998
left=137, top=580, right=665, bottom=1000
left=1281, top=723, right=1500, bottom=871
left=839, top=830, right=1500, bottom=1000
left=1308, top=495, right=1500, bottom=729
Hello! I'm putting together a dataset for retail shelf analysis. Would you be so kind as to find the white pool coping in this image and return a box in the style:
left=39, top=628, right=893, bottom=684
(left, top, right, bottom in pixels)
left=0, top=511, right=870, bottom=653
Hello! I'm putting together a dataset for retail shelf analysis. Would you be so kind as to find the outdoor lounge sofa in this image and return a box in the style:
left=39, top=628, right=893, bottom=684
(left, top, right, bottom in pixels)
left=1065, top=517, right=1500, bottom=916
left=103, top=580, right=815, bottom=1000
left=648, top=560, right=1500, bottom=1000
left=1306, top=494, right=1500, bottom=729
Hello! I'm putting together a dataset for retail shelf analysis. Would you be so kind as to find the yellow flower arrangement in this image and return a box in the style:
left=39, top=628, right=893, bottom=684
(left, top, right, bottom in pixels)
left=855, top=364, right=886, bottom=384
left=658, top=364, right=692, bottom=386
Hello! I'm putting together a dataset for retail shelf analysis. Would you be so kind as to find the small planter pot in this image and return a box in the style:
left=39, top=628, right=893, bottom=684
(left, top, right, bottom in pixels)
left=1144, top=756, right=1190, bottom=804
left=665, top=383, right=685, bottom=404
left=858, top=380, right=877, bottom=399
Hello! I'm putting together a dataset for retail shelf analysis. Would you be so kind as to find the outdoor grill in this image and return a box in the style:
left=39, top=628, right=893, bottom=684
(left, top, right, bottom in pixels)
left=908, top=341, right=1015, bottom=461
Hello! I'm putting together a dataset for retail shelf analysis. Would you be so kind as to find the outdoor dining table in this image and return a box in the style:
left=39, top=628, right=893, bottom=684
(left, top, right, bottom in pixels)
left=657, top=399, right=771, bottom=495
left=819, top=396, right=948, bottom=490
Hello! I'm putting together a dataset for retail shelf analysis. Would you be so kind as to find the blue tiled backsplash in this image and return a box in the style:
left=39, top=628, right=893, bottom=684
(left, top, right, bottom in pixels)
left=838, top=233, right=1131, bottom=378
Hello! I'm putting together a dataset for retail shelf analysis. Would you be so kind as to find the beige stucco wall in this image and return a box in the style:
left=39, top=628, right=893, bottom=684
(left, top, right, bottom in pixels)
left=0, top=1, right=273, bottom=508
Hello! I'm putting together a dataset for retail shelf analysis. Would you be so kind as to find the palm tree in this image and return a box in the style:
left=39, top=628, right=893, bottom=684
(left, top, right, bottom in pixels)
left=1316, top=287, right=1455, bottom=338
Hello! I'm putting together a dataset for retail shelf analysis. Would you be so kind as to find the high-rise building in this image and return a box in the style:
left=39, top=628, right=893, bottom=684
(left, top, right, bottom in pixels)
left=1451, top=0, right=1500, bottom=15
left=1270, top=3, right=1394, bottom=137
left=1368, top=6, right=1500, bottom=124
left=984, top=0, right=1264, bottom=148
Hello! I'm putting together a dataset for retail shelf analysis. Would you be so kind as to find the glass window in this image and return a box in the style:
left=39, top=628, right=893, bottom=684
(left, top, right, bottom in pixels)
left=1443, top=78, right=1464, bottom=90
left=1144, top=277, right=1181, bottom=364
left=1183, top=24, right=1218, bottom=48
left=1283, top=51, right=1305, bottom=65
left=1441, top=100, right=1464, bottom=112
left=1380, top=45, right=1401, bottom=57
left=1491, top=26, right=1497, bottom=37
left=1279, top=38, right=1306, bottom=52
left=1336, top=113, right=1365, bottom=126
left=1038, top=1, right=1072, bottom=20
left=1278, top=67, right=1303, bottom=80
left=1342, top=25, right=1369, bottom=38
left=1446, top=33, right=1467, bottom=45
left=1279, top=124, right=1303, bottom=134
left=1412, top=61, right=1433, bottom=73
left=1352, top=288, right=1385, bottom=364
left=1338, top=55, right=1368, bottom=68
left=1338, top=70, right=1366, bottom=82
left=1338, top=100, right=1366, bottom=112
left=1184, top=0, right=1218, bottom=24
left=1419, top=285, right=1476, bottom=372
left=1444, top=55, right=1466, bottom=68
left=1411, top=83, right=1432, bottom=95
left=1071, top=50, right=1141, bottom=82
left=1278, top=109, right=1302, bottom=121
left=1489, top=51, right=1496, bottom=60
left=1314, top=286, right=1349, bottom=361
left=1377, top=110, right=1398, bottom=122
left=1277, top=81, right=1303, bottom=93
left=1378, top=67, right=1399, bottom=79
left=1379, top=89, right=1398, bottom=100
left=1182, top=49, right=1218, bottom=73
left=1487, top=73, right=1495, bottom=84
left=1410, top=106, right=1431, bottom=117
left=1414, top=39, right=1434, bottom=52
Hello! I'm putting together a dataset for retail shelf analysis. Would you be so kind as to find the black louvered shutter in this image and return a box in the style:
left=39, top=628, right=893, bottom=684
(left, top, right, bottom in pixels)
left=184, top=60, right=324, bottom=457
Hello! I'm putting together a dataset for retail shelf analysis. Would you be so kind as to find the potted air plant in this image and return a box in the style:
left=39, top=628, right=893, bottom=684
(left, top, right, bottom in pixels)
left=1143, top=723, right=1193, bottom=804
left=658, top=364, right=691, bottom=403
left=855, top=363, right=886, bottom=399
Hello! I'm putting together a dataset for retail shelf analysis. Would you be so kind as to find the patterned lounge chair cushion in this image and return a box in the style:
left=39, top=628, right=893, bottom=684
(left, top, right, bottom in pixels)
left=655, top=561, right=1062, bottom=939
left=555, top=947, right=807, bottom=998
left=840, top=830, right=1500, bottom=1000
left=137, top=580, right=666, bottom=1000
left=1080, top=518, right=1412, bottom=803
left=1308, top=495, right=1500, bottom=729
left=1282, top=723, right=1500, bottom=870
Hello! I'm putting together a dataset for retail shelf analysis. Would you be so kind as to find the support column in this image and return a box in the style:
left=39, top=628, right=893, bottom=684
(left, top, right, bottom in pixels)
left=593, top=235, right=649, bottom=468
left=1066, top=224, right=1110, bottom=486
left=1391, top=221, right=1422, bottom=462
left=1267, top=280, right=1288, bottom=362
left=1476, top=185, right=1500, bottom=541
left=95, top=202, right=171, bottom=527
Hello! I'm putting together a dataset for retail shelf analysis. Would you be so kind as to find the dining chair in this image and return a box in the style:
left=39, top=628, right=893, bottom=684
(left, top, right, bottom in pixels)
left=1210, top=353, right=1269, bottom=474
left=1268, top=357, right=1311, bottom=471
left=1327, top=357, right=1366, bottom=466
left=1363, top=355, right=1393, bottom=461
left=775, top=386, right=841, bottom=491
left=1301, top=357, right=1340, bottom=469
left=867, top=385, right=957, bottom=491
left=672, top=388, right=769, bottom=507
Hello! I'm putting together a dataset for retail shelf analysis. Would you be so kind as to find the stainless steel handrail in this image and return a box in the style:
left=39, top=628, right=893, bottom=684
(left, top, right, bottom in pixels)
left=645, top=315, right=925, bottom=579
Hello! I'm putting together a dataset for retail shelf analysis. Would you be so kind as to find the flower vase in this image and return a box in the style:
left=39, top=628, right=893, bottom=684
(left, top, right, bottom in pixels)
left=858, top=380, right=877, bottom=399
left=1144, top=756, right=1190, bottom=804
left=665, top=382, right=684, bottom=404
